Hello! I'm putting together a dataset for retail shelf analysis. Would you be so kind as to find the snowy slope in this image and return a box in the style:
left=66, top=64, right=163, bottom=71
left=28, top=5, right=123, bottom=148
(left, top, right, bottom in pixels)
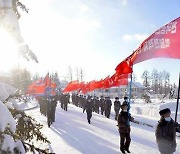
left=26, top=103, right=180, bottom=154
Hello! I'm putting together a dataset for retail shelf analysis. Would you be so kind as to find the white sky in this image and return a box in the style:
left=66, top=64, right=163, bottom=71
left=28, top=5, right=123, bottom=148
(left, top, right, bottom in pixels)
left=0, top=0, right=180, bottom=84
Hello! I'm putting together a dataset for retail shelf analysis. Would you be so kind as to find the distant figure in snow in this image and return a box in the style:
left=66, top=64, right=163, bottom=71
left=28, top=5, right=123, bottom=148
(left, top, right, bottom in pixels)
left=105, top=96, right=112, bottom=118
left=63, top=94, right=69, bottom=111
left=95, top=97, right=100, bottom=114
left=114, top=97, right=121, bottom=120
left=155, top=108, right=180, bottom=154
left=83, top=95, right=93, bottom=124
left=117, top=97, right=134, bottom=154
left=100, top=96, right=105, bottom=115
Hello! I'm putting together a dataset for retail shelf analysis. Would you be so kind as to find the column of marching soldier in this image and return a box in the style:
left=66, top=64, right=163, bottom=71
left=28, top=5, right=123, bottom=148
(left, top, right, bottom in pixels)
left=37, top=94, right=121, bottom=126
left=36, top=94, right=180, bottom=154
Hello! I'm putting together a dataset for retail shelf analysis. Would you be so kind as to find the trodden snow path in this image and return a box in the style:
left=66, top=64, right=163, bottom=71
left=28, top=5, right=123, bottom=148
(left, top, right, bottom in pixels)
left=26, top=104, right=180, bottom=154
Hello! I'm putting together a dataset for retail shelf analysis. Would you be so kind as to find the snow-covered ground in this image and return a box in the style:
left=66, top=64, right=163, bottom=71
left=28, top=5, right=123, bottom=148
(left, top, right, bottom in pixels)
left=16, top=99, right=38, bottom=111
left=26, top=99, right=180, bottom=154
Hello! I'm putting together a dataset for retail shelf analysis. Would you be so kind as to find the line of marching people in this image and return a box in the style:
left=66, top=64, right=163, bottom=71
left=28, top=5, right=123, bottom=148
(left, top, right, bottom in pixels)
left=37, top=95, right=58, bottom=127
left=71, top=94, right=120, bottom=124
left=37, top=93, right=180, bottom=154
left=70, top=94, right=180, bottom=154
left=59, top=94, right=70, bottom=111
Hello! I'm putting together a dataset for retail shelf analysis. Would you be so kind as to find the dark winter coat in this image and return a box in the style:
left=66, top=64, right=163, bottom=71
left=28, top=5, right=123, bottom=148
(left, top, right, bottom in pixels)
left=83, top=99, right=93, bottom=113
left=100, top=98, right=105, bottom=108
left=105, top=100, right=112, bottom=109
left=114, top=100, right=121, bottom=112
left=155, top=118, right=179, bottom=154
left=117, top=111, right=134, bottom=133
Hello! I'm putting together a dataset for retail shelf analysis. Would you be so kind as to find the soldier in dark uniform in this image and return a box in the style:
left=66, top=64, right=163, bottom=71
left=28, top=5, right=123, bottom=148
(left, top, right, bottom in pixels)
left=100, top=96, right=105, bottom=115
left=155, top=108, right=180, bottom=154
left=82, top=95, right=86, bottom=109
left=105, top=97, right=112, bottom=118
left=92, top=96, right=96, bottom=112
left=114, top=97, right=121, bottom=120
left=74, top=94, right=78, bottom=106
left=79, top=95, right=83, bottom=108
left=83, top=95, right=93, bottom=124
left=60, top=94, right=64, bottom=109
left=63, top=94, right=69, bottom=111
left=117, top=101, right=134, bottom=153
left=95, top=97, right=100, bottom=114
left=51, top=96, right=57, bottom=122
left=71, top=93, right=75, bottom=105
left=42, top=97, right=47, bottom=116
left=46, top=97, right=52, bottom=128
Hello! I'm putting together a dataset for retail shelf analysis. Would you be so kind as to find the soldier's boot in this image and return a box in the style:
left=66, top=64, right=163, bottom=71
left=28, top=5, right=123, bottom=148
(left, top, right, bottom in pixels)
left=120, top=147, right=125, bottom=153
left=120, top=142, right=125, bottom=153
left=48, top=118, right=51, bottom=128
left=88, top=119, right=91, bottom=124
left=124, top=140, right=131, bottom=153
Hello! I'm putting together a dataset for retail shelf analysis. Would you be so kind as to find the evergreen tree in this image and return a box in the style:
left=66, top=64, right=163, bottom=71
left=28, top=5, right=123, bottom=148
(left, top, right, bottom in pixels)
left=141, top=70, right=150, bottom=89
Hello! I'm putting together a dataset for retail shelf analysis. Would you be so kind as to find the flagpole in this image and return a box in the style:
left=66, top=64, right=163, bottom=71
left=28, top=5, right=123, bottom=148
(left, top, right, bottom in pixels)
left=175, top=73, right=180, bottom=123
left=102, top=89, right=104, bottom=97
left=118, top=86, right=120, bottom=98
left=128, top=73, right=133, bottom=103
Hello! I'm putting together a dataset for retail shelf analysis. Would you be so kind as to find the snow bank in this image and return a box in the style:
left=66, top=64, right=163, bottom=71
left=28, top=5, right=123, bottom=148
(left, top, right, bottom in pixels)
left=1, top=135, right=25, bottom=154
left=130, top=99, right=180, bottom=121
left=0, top=83, right=16, bottom=101
left=0, top=83, right=25, bottom=153
left=0, top=100, right=16, bottom=132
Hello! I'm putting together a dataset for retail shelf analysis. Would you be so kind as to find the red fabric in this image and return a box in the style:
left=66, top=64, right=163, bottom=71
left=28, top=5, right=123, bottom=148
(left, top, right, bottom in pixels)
left=103, top=76, right=111, bottom=89
left=110, top=72, right=129, bottom=87
left=63, top=80, right=79, bottom=93
left=81, top=82, right=90, bottom=94
left=89, top=80, right=96, bottom=91
left=94, top=80, right=104, bottom=89
left=116, top=17, right=180, bottom=73
left=51, top=82, right=57, bottom=88
left=78, top=82, right=85, bottom=89
left=35, top=84, right=46, bottom=94
left=133, top=17, right=180, bottom=64
left=115, top=55, right=133, bottom=74
left=44, top=73, right=51, bottom=87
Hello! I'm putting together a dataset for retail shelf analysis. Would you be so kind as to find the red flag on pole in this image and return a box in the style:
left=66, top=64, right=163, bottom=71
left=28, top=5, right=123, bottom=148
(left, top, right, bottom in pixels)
left=115, top=54, right=133, bottom=74
left=110, top=72, right=129, bottom=87
left=133, top=17, right=180, bottom=64
left=116, top=17, right=180, bottom=74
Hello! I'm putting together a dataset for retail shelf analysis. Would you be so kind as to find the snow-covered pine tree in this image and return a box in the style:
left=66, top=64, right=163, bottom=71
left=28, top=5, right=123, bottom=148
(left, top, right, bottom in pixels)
left=0, top=84, right=51, bottom=153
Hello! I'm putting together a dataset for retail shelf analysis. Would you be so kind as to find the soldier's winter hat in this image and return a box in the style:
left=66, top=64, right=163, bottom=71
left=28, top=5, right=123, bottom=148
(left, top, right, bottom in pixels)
left=121, top=101, right=128, bottom=108
left=124, top=96, right=128, bottom=100
left=115, top=97, right=119, bottom=100
left=159, top=108, right=171, bottom=116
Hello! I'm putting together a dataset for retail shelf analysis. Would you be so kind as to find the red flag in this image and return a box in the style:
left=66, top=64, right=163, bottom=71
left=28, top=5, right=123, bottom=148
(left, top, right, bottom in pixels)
left=63, top=80, right=79, bottom=93
left=81, top=82, right=90, bottom=94
left=94, top=80, right=104, bottom=89
left=110, top=72, right=129, bottom=87
left=89, top=80, right=96, bottom=91
left=116, top=17, right=180, bottom=73
left=131, top=17, right=180, bottom=64
left=44, top=73, right=51, bottom=87
left=115, top=53, right=134, bottom=74
left=103, top=76, right=111, bottom=89
left=51, top=82, right=57, bottom=88
left=78, top=82, right=84, bottom=89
